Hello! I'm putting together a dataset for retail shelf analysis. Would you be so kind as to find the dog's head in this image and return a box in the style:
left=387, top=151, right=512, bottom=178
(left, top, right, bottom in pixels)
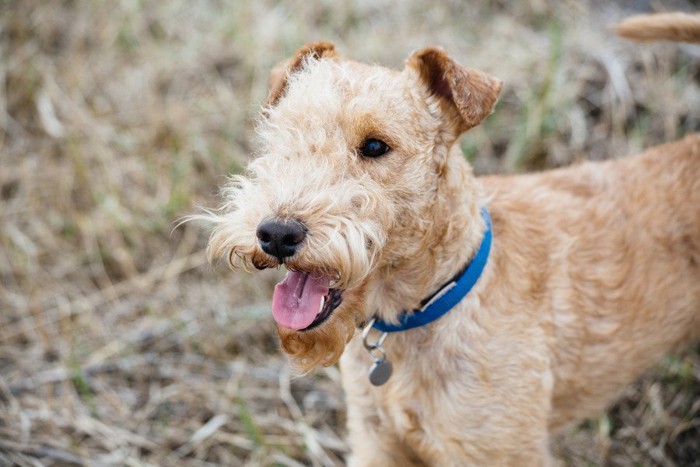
left=206, top=42, right=501, bottom=370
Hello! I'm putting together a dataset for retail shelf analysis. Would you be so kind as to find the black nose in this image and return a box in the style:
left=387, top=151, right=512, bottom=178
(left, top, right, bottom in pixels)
left=256, top=218, right=306, bottom=260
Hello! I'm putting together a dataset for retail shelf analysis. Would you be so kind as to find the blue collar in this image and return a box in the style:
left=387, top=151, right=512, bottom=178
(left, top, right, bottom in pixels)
left=372, top=207, right=492, bottom=333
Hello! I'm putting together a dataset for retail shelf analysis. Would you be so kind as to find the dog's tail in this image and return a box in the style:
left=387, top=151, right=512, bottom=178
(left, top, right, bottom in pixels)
left=615, top=12, right=700, bottom=43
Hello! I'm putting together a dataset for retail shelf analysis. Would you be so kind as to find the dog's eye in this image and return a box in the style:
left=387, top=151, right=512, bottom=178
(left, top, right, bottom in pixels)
left=359, top=138, right=391, bottom=158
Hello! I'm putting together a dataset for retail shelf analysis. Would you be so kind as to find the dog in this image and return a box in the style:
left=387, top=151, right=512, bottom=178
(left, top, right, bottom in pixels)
left=201, top=13, right=700, bottom=466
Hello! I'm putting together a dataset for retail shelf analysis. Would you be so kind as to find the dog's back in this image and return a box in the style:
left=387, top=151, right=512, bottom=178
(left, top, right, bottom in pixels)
left=484, top=133, right=700, bottom=428
left=537, top=16, right=700, bottom=426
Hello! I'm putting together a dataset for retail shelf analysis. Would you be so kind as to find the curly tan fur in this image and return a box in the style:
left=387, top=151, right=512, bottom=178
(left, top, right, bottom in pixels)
left=204, top=36, right=700, bottom=465
left=615, top=12, right=700, bottom=43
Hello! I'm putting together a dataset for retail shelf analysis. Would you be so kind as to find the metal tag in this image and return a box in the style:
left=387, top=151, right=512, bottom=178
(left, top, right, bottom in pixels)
left=369, top=359, right=393, bottom=386
left=362, top=318, right=393, bottom=386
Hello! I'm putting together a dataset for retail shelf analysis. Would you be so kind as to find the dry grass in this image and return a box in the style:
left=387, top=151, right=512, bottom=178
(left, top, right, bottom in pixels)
left=1, top=0, right=699, bottom=465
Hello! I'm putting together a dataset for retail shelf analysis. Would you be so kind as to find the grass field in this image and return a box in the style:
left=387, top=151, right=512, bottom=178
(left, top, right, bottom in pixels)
left=1, top=0, right=699, bottom=465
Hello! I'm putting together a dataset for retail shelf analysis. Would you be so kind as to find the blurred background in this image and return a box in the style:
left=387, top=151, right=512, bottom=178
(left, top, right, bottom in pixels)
left=1, top=0, right=699, bottom=465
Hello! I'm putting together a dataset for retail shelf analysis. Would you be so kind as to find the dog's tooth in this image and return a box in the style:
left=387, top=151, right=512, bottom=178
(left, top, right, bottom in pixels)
left=319, top=295, right=326, bottom=313
left=330, top=274, right=340, bottom=287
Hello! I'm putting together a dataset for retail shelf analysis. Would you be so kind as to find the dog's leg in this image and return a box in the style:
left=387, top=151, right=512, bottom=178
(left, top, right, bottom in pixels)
left=344, top=384, right=553, bottom=466
left=340, top=346, right=426, bottom=466
left=343, top=380, right=427, bottom=465
left=345, top=425, right=426, bottom=467
left=341, top=339, right=555, bottom=466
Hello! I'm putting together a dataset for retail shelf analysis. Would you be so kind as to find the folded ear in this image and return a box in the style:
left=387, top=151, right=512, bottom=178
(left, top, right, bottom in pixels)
left=406, top=47, right=503, bottom=133
left=265, top=41, right=337, bottom=107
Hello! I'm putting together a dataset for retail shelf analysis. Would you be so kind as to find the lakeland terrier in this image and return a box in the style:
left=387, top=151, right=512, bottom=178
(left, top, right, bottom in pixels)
left=203, top=17, right=700, bottom=466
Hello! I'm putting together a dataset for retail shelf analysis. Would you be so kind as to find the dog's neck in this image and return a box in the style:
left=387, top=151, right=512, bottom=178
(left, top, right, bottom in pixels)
left=372, top=206, right=491, bottom=334
left=368, top=145, right=486, bottom=323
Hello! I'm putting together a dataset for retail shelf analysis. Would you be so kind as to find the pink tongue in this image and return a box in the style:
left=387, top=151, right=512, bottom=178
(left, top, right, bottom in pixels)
left=272, top=271, right=332, bottom=330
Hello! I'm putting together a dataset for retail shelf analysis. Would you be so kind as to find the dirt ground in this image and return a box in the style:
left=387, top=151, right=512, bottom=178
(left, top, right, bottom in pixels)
left=1, top=0, right=699, bottom=465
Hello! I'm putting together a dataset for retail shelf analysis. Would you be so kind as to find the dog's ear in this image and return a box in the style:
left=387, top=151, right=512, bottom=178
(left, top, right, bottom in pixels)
left=406, top=47, right=502, bottom=133
left=265, top=41, right=337, bottom=108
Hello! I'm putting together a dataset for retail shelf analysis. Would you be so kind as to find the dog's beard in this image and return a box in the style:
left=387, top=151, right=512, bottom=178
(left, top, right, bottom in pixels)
left=277, top=281, right=368, bottom=371
left=202, top=179, right=389, bottom=370
left=198, top=151, right=397, bottom=369
left=263, top=226, right=379, bottom=370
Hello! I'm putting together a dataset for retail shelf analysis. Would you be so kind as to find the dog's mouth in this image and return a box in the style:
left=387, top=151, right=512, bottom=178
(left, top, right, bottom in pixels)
left=271, top=269, right=344, bottom=331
